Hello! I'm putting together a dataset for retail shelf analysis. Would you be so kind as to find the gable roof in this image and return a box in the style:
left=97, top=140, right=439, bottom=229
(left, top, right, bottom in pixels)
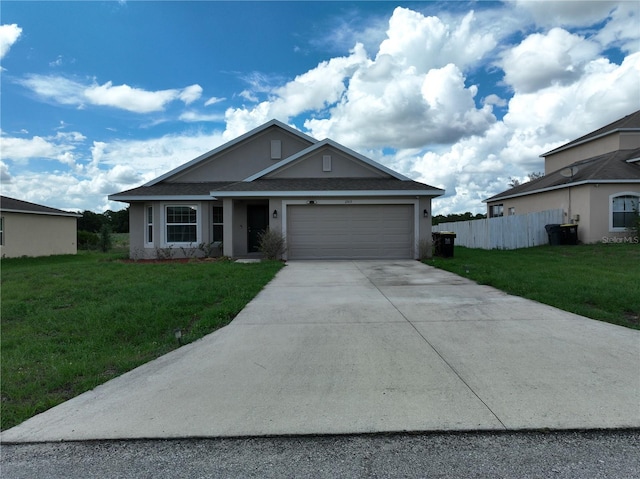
left=542, top=110, right=640, bottom=157
left=485, top=147, right=640, bottom=203
left=244, top=138, right=410, bottom=182
left=0, top=196, right=82, bottom=217
left=110, top=119, right=445, bottom=202
left=145, top=119, right=318, bottom=186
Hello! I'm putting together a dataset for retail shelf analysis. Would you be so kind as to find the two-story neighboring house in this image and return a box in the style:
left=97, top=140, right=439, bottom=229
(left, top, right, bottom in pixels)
left=484, top=110, right=640, bottom=244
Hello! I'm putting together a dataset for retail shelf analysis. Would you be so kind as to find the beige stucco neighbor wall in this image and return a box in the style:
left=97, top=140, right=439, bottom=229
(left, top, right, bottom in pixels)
left=486, top=183, right=640, bottom=244
left=588, top=183, right=640, bottom=244
left=0, top=212, right=78, bottom=258
left=544, top=133, right=638, bottom=173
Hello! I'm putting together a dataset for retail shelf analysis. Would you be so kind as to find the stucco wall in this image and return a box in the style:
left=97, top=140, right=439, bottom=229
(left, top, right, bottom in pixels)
left=0, top=212, right=78, bottom=258
left=545, top=132, right=640, bottom=173
left=486, top=183, right=640, bottom=244
left=588, top=183, right=640, bottom=243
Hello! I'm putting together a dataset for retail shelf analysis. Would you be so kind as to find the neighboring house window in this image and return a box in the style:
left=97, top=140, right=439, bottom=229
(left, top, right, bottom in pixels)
left=0, top=216, right=4, bottom=246
left=145, top=205, right=153, bottom=245
left=508, top=207, right=515, bottom=216
left=490, top=204, right=504, bottom=218
left=212, top=205, right=223, bottom=242
left=166, top=205, right=198, bottom=243
left=611, top=194, right=639, bottom=230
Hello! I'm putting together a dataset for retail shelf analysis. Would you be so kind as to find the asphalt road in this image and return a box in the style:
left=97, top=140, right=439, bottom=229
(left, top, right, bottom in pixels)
left=2, top=430, right=639, bottom=478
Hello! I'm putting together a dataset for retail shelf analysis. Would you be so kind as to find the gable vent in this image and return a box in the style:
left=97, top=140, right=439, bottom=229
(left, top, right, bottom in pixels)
left=323, top=155, right=332, bottom=172
left=271, top=140, right=282, bottom=160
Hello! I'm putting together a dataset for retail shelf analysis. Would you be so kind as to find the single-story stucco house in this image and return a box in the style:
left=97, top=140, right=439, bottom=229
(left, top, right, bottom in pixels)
left=484, top=110, right=640, bottom=244
left=109, top=120, right=444, bottom=260
left=0, top=196, right=81, bottom=258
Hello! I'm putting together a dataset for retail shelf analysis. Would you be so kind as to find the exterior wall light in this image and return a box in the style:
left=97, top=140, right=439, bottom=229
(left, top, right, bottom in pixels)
left=423, top=209, right=429, bottom=218
left=273, top=209, right=278, bottom=219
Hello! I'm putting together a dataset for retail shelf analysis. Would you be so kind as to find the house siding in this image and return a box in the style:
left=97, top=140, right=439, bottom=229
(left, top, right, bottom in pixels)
left=0, top=212, right=78, bottom=258
left=169, top=128, right=314, bottom=182
left=266, top=147, right=388, bottom=179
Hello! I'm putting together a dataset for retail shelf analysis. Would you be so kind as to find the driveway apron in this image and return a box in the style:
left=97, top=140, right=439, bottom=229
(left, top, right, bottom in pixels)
left=2, top=261, right=639, bottom=443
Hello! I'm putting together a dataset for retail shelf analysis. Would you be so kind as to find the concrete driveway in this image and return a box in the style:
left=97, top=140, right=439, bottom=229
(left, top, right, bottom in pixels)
left=3, top=260, right=639, bottom=443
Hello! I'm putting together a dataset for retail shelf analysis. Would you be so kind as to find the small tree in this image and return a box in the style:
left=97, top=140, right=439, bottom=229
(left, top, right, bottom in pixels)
left=98, top=224, right=112, bottom=253
left=258, top=228, right=286, bottom=260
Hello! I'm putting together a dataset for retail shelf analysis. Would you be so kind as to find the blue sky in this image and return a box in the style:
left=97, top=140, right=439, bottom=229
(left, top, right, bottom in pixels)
left=1, top=1, right=639, bottom=214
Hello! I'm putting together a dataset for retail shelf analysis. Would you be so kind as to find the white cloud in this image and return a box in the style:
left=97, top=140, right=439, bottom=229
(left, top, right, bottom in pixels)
left=18, top=75, right=204, bottom=114
left=0, top=130, right=84, bottom=164
left=204, top=96, right=225, bottom=106
left=513, top=0, right=617, bottom=28
left=484, top=94, right=507, bottom=107
left=5, top=4, right=639, bottom=216
left=178, top=84, right=203, bottom=105
left=377, top=8, right=497, bottom=73
left=179, top=111, right=225, bottom=122
left=595, top=2, right=640, bottom=53
left=0, top=24, right=21, bottom=59
left=0, top=160, right=12, bottom=183
left=225, top=9, right=497, bottom=150
left=501, top=28, right=601, bottom=93
left=224, top=43, right=369, bottom=138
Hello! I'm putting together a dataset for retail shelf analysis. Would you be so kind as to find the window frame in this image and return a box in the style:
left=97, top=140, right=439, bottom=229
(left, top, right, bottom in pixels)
left=609, top=192, right=640, bottom=232
left=145, top=205, right=154, bottom=247
left=162, top=204, right=200, bottom=246
left=0, top=216, right=4, bottom=246
left=489, top=204, right=504, bottom=218
left=212, top=205, right=224, bottom=244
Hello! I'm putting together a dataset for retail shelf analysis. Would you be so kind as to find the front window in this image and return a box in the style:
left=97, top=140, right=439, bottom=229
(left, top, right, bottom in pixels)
left=611, top=194, right=639, bottom=230
left=145, top=205, right=153, bottom=245
left=490, top=204, right=504, bottom=218
left=166, top=205, right=198, bottom=243
left=212, top=205, right=223, bottom=242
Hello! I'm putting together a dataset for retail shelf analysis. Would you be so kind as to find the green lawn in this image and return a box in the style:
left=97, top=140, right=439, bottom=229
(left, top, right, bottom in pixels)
left=0, top=253, right=284, bottom=431
left=425, top=243, right=640, bottom=330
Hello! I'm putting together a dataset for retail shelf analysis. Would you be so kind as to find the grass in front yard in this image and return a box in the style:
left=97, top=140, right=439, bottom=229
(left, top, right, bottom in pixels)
left=425, top=243, right=640, bottom=330
left=1, top=253, right=284, bottom=431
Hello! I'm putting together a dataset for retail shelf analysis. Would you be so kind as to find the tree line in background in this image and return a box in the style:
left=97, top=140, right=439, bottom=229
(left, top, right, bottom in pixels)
left=77, top=208, right=129, bottom=251
left=432, top=212, right=486, bottom=225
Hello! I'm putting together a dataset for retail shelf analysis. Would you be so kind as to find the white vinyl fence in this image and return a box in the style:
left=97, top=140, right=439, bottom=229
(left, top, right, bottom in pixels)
left=433, top=209, right=564, bottom=250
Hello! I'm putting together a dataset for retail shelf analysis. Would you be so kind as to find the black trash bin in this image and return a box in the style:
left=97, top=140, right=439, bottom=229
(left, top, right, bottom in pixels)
left=545, top=224, right=562, bottom=245
left=432, top=231, right=456, bottom=257
left=560, top=224, right=578, bottom=245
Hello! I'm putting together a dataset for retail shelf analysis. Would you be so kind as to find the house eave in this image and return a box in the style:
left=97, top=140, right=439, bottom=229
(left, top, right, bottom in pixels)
left=108, top=195, right=214, bottom=203
left=0, top=208, right=82, bottom=218
left=210, top=189, right=444, bottom=198
left=483, top=179, right=640, bottom=203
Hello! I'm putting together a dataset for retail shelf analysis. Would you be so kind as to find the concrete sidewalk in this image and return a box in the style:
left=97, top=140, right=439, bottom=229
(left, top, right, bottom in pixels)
left=2, top=261, right=639, bottom=443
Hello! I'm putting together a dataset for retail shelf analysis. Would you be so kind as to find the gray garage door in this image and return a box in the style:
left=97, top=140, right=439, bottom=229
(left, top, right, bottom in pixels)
left=287, top=204, right=414, bottom=259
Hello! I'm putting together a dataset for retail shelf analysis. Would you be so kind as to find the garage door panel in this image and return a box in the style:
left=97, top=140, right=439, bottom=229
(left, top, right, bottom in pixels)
left=287, top=204, right=413, bottom=259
